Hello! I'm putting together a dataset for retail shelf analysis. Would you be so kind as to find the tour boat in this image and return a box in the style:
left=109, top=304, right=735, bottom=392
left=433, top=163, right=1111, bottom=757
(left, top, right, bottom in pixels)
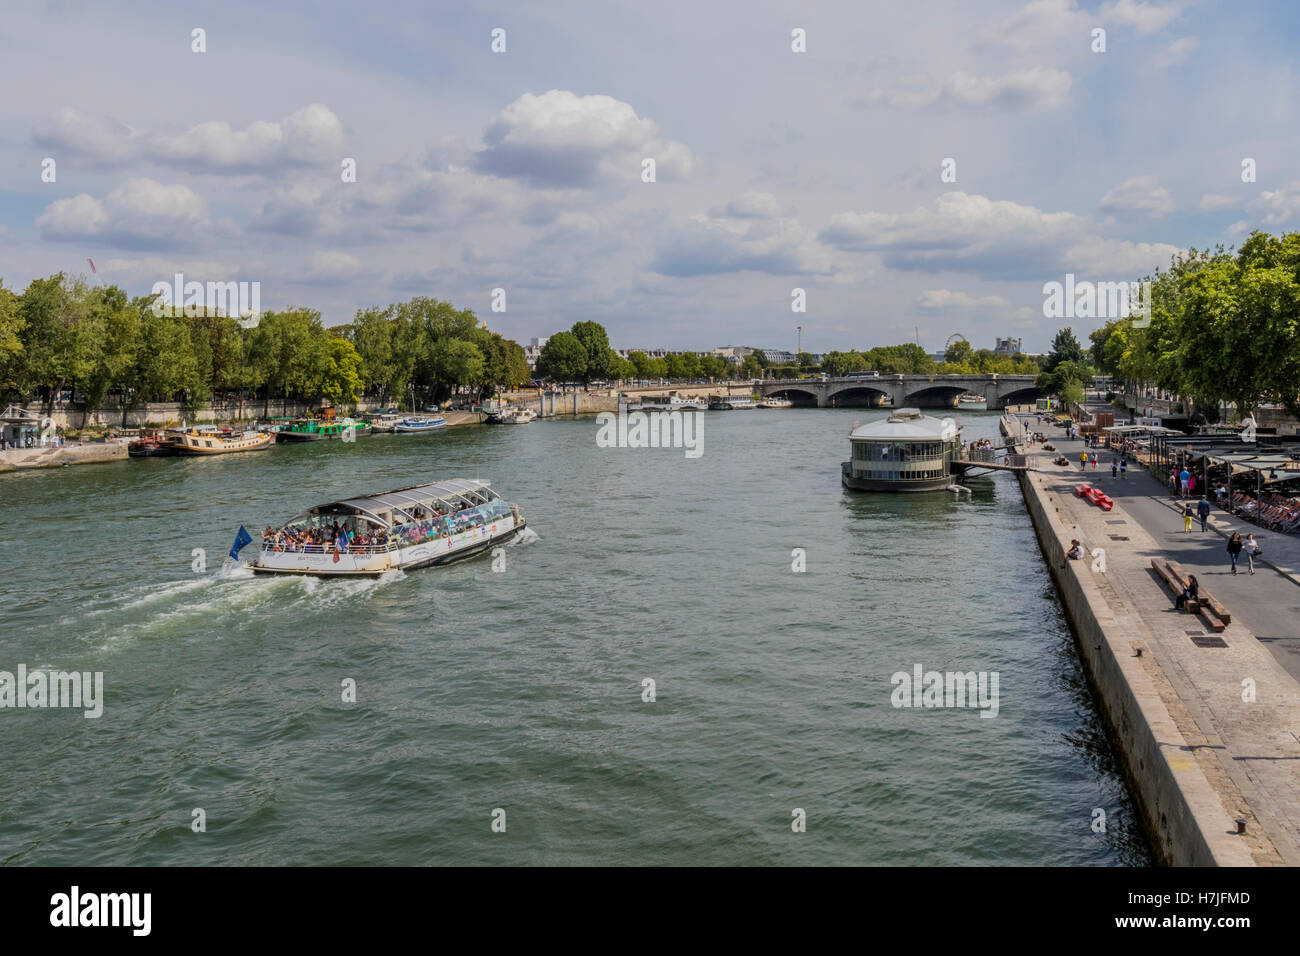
left=628, top=392, right=707, bottom=412
left=175, top=426, right=275, bottom=456
left=250, top=478, right=526, bottom=576
left=708, top=394, right=758, bottom=410
left=392, top=416, right=447, bottom=433
left=502, top=407, right=538, bottom=424
left=841, top=408, right=961, bottom=492
left=958, top=394, right=987, bottom=406
left=273, top=419, right=370, bottom=442
left=127, top=428, right=180, bottom=458
left=759, top=397, right=793, bottom=409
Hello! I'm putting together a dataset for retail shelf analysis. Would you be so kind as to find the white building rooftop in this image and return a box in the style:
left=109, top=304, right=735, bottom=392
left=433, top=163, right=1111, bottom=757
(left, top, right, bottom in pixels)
left=849, top=408, right=959, bottom=441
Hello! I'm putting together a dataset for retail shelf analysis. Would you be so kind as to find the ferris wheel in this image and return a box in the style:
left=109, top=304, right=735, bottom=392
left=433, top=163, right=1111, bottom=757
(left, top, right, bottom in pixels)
left=945, top=332, right=968, bottom=350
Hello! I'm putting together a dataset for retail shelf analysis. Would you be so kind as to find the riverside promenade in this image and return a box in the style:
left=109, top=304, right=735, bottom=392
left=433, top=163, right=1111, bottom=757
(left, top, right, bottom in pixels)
left=1015, top=414, right=1300, bottom=866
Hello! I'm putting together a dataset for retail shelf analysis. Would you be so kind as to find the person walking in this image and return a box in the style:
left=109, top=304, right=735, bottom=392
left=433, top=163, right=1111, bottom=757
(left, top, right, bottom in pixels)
left=1182, top=503, right=1195, bottom=533
left=1227, top=532, right=1244, bottom=575
left=1179, top=466, right=1191, bottom=498
left=1196, top=495, right=1211, bottom=532
left=1243, top=534, right=1262, bottom=574
left=1080, top=450, right=1089, bottom=470
left=1091, top=451, right=1099, bottom=470
left=1169, top=470, right=1179, bottom=497
left=1111, top=458, right=1118, bottom=479
left=1120, top=457, right=1127, bottom=479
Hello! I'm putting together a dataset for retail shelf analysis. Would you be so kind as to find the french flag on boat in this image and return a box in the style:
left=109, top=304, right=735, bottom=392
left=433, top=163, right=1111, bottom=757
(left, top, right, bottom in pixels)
left=229, top=525, right=253, bottom=560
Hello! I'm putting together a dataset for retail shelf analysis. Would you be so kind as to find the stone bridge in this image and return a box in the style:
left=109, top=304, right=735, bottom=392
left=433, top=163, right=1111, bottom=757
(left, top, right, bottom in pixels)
left=759, top=374, right=1041, bottom=410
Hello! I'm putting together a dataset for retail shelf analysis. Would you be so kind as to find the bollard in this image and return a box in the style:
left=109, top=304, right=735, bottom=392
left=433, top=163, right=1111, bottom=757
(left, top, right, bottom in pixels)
left=1235, top=818, right=1246, bottom=834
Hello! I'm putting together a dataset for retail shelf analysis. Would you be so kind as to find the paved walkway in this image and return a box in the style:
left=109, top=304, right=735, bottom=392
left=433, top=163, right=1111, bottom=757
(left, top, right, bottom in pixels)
left=1017, top=414, right=1300, bottom=866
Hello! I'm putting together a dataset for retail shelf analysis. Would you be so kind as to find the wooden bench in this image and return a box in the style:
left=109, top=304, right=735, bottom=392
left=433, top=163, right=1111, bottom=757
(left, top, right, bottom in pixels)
left=1150, top=558, right=1229, bottom=632
left=1165, top=559, right=1230, bottom=625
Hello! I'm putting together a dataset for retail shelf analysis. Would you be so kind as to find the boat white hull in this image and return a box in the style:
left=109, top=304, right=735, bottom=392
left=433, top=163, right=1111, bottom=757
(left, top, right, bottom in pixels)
left=252, top=517, right=525, bottom=576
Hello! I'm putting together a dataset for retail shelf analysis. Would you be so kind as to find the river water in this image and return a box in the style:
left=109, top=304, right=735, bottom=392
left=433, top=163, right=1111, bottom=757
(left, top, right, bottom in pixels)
left=0, top=409, right=1149, bottom=865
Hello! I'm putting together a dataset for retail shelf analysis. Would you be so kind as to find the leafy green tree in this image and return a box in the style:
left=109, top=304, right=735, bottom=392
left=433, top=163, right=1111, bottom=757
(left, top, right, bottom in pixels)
left=821, top=350, right=868, bottom=376
left=19, top=273, right=102, bottom=412
left=1044, top=327, right=1085, bottom=372
left=0, top=281, right=24, bottom=394
left=319, top=335, right=364, bottom=405
left=569, top=321, right=616, bottom=382
left=535, top=331, right=588, bottom=383
left=944, top=339, right=973, bottom=365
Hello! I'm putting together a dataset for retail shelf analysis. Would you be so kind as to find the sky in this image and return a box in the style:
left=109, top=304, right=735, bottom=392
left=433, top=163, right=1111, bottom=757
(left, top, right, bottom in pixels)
left=2, top=0, right=1298, bottom=355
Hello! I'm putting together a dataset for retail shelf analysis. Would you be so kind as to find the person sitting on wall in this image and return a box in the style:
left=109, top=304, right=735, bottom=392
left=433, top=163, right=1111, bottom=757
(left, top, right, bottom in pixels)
left=1061, top=539, right=1084, bottom=568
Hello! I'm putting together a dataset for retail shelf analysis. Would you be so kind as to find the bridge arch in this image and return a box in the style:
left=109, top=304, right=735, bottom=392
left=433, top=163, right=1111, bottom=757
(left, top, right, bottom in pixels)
left=765, top=385, right=820, bottom=407
left=902, top=384, right=966, bottom=409
left=997, top=385, right=1042, bottom=409
left=824, top=384, right=891, bottom=408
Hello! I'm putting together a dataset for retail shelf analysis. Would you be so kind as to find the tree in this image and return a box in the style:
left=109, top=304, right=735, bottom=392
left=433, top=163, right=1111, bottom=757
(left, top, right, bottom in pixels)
left=535, top=331, right=588, bottom=383
left=1044, top=327, right=1085, bottom=372
left=944, top=339, right=973, bottom=365
left=80, top=285, right=140, bottom=425
left=319, top=335, right=364, bottom=405
left=821, top=350, right=868, bottom=376
left=19, top=273, right=102, bottom=412
left=569, top=320, right=616, bottom=382
left=0, top=281, right=24, bottom=394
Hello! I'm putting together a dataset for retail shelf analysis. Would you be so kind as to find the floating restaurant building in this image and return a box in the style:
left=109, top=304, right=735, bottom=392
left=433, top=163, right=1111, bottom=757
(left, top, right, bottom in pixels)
left=841, top=408, right=962, bottom=492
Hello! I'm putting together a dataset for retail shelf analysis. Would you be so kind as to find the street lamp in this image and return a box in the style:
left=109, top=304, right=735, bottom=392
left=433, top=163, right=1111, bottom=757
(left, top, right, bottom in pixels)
left=796, top=325, right=802, bottom=356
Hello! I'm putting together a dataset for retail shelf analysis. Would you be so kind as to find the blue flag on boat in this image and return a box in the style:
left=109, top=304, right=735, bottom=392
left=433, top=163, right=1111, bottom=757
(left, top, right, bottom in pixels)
left=229, top=525, right=253, bottom=560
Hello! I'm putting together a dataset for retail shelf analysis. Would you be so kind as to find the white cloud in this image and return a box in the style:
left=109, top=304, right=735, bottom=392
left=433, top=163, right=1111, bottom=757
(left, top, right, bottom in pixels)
left=474, top=90, right=692, bottom=188
left=1099, top=175, right=1174, bottom=216
left=1198, top=194, right=1238, bottom=212
left=151, top=104, right=344, bottom=172
left=977, top=0, right=1183, bottom=51
left=1250, top=181, right=1300, bottom=226
left=33, top=107, right=142, bottom=162
left=651, top=214, right=832, bottom=277
left=1153, top=36, right=1199, bottom=68
left=1106, top=0, right=1182, bottom=34
left=819, top=192, right=1178, bottom=279
left=33, top=104, right=344, bottom=173
left=709, top=192, right=784, bottom=219
left=854, top=68, right=1072, bottom=112
left=36, top=178, right=210, bottom=247
left=917, top=290, right=1009, bottom=309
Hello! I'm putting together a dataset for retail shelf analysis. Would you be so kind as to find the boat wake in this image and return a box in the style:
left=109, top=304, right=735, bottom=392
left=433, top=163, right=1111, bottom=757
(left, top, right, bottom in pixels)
left=511, top=527, right=541, bottom=547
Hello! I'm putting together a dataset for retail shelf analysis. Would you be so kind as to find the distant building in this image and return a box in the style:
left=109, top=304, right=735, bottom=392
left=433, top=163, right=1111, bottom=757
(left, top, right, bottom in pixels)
left=758, top=348, right=796, bottom=364
left=994, top=337, right=1022, bottom=356
left=523, top=336, right=549, bottom=369
left=710, top=346, right=752, bottom=366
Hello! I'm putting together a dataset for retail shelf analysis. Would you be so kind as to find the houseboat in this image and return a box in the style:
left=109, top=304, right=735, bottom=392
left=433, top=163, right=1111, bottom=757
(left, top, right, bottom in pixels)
left=250, top=478, right=525, bottom=576
left=841, top=408, right=961, bottom=492
left=392, top=416, right=447, bottom=432
left=365, top=411, right=405, bottom=432
left=708, top=394, right=758, bottom=410
left=273, top=418, right=370, bottom=442
left=175, top=426, right=275, bottom=456
left=127, top=428, right=180, bottom=458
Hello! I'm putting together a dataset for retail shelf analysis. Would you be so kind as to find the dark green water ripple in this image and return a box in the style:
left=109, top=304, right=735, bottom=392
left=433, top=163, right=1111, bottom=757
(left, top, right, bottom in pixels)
left=0, top=409, right=1150, bottom=865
